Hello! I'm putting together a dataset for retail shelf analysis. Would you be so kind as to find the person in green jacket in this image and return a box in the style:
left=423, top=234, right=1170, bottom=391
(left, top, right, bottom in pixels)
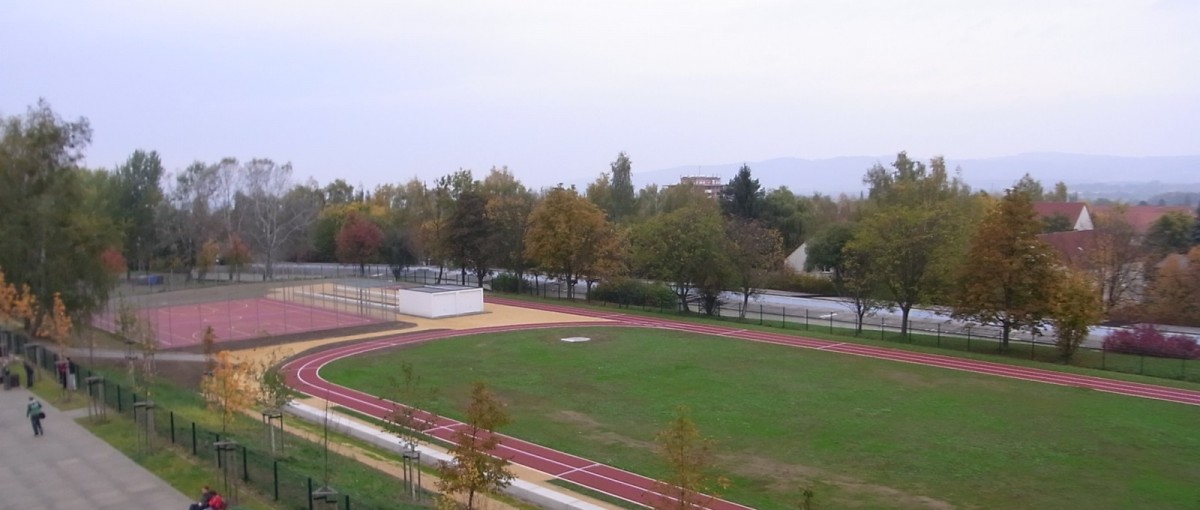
left=26, top=396, right=43, bottom=436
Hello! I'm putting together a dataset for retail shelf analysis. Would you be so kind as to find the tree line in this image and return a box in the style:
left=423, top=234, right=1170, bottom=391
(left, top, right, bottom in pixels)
left=4, top=100, right=1199, bottom=346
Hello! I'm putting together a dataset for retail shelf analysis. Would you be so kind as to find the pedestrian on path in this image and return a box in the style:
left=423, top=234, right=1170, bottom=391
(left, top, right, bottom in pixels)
left=26, top=396, right=44, bottom=436
left=56, top=357, right=68, bottom=389
left=22, top=359, right=33, bottom=388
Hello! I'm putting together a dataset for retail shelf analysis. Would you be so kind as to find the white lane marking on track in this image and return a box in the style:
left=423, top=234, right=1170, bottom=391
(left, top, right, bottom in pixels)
left=285, top=324, right=758, bottom=510
left=817, top=342, right=846, bottom=350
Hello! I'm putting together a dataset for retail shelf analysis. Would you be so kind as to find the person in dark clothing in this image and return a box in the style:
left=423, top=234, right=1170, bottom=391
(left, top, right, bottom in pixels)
left=189, top=486, right=216, bottom=510
left=23, top=360, right=33, bottom=388
left=27, top=396, right=44, bottom=436
left=56, top=358, right=68, bottom=389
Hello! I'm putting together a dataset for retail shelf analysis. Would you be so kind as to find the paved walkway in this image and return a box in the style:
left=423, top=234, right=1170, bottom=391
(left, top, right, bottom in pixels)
left=0, top=386, right=193, bottom=510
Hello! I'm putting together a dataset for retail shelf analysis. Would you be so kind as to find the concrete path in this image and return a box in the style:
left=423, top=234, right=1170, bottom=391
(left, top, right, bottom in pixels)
left=0, top=386, right=193, bottom=510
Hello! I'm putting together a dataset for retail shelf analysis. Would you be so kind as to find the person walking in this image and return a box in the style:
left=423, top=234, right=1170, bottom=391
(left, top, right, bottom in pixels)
left=26, top=396, right=44, bottom=436
left=22, top=359, right=33, bottom=388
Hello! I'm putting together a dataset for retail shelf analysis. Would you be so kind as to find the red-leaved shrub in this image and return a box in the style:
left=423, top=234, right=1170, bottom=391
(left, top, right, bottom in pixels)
left=1102, top=324, right=1200, bottom=359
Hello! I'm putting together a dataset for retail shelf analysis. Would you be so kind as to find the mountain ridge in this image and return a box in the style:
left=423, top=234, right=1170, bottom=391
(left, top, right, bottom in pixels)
left=616, top=153, right=1200, bottom=200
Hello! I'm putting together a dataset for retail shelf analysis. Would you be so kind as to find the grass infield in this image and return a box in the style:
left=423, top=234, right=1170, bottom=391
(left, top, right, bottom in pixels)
left=322, top=326, right=1200, bottom=510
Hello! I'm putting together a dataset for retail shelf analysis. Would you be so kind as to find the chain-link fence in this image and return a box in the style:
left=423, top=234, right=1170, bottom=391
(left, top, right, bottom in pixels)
left=379, top=269, right=1200, bottom=383
left=93, top=277, right=409, bottom=350
left=1, top=329, right=434, bottom=510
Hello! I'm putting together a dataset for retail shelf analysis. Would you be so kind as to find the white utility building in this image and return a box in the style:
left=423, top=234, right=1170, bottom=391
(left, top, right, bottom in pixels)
left=396, top=285, right=485, bottom=318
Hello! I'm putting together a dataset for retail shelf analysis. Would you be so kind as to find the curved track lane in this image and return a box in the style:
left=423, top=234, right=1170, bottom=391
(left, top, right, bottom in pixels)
left=284, top=298, right=1200, bottom=510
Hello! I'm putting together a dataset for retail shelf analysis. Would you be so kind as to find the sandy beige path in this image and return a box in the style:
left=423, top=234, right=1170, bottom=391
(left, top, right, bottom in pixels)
left=230, top=300, right=622, bottom=510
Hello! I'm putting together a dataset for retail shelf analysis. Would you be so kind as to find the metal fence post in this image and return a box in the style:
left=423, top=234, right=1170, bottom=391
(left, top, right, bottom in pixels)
left=116, top=386, right=123, bottom=413
left=759, top=304, right=763, bottom=325
left=345, top=495, right=350, bottom=510
left=273, top=460, right=279, bottom=501
left=242, top=445, right=249, bottom=482
left=937, top=325, right=941, bottom=347
left=781, top=308, right=786, bottom=329
left=170, top=411, right=175, bottom=444
left=191, top=422, right=197, bottom=455
left=308, top=477, right=314, bottom=510
left=805, top=309, right=809, bottom=330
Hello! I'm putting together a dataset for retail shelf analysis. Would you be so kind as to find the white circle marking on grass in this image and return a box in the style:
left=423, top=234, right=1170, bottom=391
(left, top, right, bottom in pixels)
left=561, top=337, right=591, bottom=343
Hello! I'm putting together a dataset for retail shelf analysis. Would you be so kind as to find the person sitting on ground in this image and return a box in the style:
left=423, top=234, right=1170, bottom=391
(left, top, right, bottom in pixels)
left=188, top=486, right=216, bottom=510
left=207, top=492, right=227, bottom=510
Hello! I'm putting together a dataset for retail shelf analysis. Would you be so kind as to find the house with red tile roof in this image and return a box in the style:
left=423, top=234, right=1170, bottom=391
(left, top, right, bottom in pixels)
left=1090, top=205, right=1196, bottom=234
left=1038, top=230, right=1096, bottom=269
left=1032, top=202, right=1093, bottom=231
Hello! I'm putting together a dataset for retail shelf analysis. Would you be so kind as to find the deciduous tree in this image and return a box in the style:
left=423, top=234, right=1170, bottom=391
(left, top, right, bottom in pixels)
left=240, top=159, right=319, bottom=279
left=759, top=187, right=810, bottom=250
left=201, top=325, right=218, bottom=374
left=650, top=406, right=729, bottom=510
left=436, top=382, right=514, bottom=510
left=1084, top=206, right=1143, bottom=311
left=164, top=161, right=221, bottom=278
left=201, top=350, right=256, bottom=433
left=0, top=100, right=119, bottom=319
left=224, top=234, right=252, bottom=282
left=335, top=212, right=384, bottom=276
left=525, top=187, right=618, bottom=299
left=112, top=150, right=165, bottom=275
left=254, top=349, right=294, bottom=454
left=953, top=189, right=1061, bottom=348
left=1141, top=247, right=1200, bottom=326
left=37, top=292, right=72, bottom=358
left=1011, top=173, right=1045, bottom=202
left=852, top=153, right=972, bottom=336
left=1042, top=213, right=1074, bottom=233
left=805, top=224, right=883, bottom=333
left=632, top=203, right=731, bottom=314
left=609, top=152, right=635, bottom=223
left=482, top=168, right=537, bottom=287
left=585, top=172, right=613, bottom=218
left=1052, top=270, right=1102, bottom=360
left=446, top=189, right=492, bottom=287
left=1144, top=211, right=1196, bottom=258
left=1047, top=182, right=1070, bottom=202
left=727, top=219, right=783, bottom=318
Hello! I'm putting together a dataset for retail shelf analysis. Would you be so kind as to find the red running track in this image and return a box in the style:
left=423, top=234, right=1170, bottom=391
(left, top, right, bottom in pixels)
left=283, top=297, right=1200, bottom=510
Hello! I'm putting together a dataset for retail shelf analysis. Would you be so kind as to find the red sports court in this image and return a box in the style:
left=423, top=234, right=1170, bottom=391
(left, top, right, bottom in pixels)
left=93, top=298, right=379, bottom=349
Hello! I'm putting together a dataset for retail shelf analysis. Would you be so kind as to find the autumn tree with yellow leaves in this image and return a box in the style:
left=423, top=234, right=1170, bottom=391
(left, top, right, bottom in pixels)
left=953, top=189, right=1061, bottom=349
left=436, top=382, right=514, bottom=510
left=37, top=293, right=72, bottom=354
left=0, top=269, right=40, bottom=332
left=650, top=406, right=730, bottom=510
left=201, top=350, right=256, bottom=433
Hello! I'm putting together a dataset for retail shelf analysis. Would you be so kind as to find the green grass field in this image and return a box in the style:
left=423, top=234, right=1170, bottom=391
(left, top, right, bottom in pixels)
left=322, top=326, right=1200, bottom=510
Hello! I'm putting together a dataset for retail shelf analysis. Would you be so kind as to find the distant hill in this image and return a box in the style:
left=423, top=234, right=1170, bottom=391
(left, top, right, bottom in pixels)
left=623, top=153, right=1200, bottom=200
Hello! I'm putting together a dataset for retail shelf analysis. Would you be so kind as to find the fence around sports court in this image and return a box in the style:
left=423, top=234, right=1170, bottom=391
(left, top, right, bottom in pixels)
left=94, top=261, right=1200, bottom=384
left=0, top=328, right=434, bottom=510
left=382, top=267, right=1200, bottom=384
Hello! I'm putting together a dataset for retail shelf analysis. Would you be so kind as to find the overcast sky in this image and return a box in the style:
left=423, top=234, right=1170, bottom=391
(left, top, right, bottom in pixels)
left=2, top=1, right=1197, bottom=190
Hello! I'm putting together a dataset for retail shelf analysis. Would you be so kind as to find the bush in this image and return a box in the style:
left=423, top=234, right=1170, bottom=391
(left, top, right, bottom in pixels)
left=1102, top=324, right=1200, bottom=359
left=591, top=278, right=678, bottom=308
left=763, top=270, right=838, bottom=295
left=489, top=273, right=534, bottom=293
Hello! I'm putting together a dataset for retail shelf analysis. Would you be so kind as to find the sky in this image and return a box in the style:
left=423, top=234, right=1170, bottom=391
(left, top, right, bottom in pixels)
left=2, top=1, right=1198, bottom=191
